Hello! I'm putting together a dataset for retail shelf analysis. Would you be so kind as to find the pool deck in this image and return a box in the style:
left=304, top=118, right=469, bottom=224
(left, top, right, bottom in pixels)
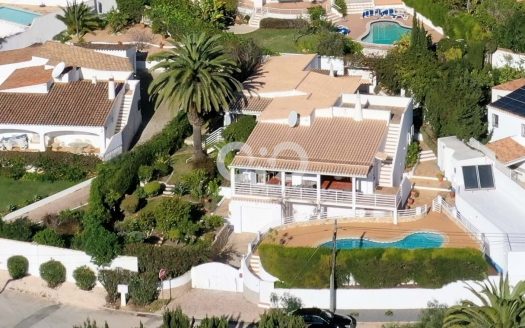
left=261, top=212, right=480, bottom=249
left=0, top=3, right=59, bottom=14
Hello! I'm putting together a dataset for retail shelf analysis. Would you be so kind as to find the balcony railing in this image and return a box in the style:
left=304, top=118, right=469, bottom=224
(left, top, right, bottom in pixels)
left=234, top=182, right=399, bottom=209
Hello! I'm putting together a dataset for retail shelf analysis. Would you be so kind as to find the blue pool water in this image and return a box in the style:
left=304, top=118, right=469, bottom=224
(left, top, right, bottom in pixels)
left=0, top=7, right=40, bottom=26
left=361, top=21, right=411, bottom=45
left=321, top=232, right=444, bottom=249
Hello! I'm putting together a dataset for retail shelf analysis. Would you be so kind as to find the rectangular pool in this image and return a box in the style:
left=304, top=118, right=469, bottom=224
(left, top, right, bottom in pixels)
left=0, top=6, right=40, bottom=26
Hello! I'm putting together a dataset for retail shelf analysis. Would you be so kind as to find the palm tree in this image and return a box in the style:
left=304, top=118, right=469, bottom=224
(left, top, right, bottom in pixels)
left=56, top=0, right=99, bottom=41
left=148, top=33, right=241, bottom=160
left=444, top=275, right=525, bottom=327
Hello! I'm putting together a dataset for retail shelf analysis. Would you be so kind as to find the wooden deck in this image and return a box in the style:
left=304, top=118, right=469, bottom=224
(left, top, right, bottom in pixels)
left=262, top=211, right=480, bottom=249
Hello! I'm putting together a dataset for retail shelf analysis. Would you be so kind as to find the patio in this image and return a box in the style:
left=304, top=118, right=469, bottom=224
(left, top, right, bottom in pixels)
left=260, top=211, right=481, bottom=249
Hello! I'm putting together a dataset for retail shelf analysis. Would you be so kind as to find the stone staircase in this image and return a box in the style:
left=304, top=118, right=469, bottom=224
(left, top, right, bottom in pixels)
left=114, top=91, right=133, bottom=134
left=419, top=149, right=437, bottom=162
left=249, top=13, right=263, bottom=27
left=346, top=0, right=374, bottom=14
left=249, top=255, right=272, bottom=308
left=326, top=11, right=342, bottom=24
left=379, top=123, right=400, bottom=187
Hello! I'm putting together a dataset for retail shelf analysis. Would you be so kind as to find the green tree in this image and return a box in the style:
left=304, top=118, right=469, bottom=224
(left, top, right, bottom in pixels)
left=116, top=0, right=144, bottom=23
left=56, top=0, right=100, bottom=40
left=80, top=223, right=121, bottom=265
left=149, top=33, right=242, bottom=160
left=444, top=275, right=525, bottom=327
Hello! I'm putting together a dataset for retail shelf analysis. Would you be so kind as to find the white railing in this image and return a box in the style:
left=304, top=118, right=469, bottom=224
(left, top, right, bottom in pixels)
left=205, top=127, right=224, bottom=146
left=235, top=182, right=282, bottom=198
left=398, top=204, right=428, bottom=220
left=285, top=186, right=317, bottom=201
left=432, top=196, right=485, bottom=248
left=254, top=6, right=309, bottom=16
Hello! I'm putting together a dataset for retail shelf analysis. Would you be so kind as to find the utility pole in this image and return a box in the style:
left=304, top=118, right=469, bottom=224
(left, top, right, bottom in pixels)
left=330, top=219, right=337, bottom=313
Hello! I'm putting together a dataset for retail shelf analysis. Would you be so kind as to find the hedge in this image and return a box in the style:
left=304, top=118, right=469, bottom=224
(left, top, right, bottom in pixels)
left=98, top=268, right=135, bottom=303
left=259, top=18, right=309, bottom=29
left=0, top=217, right=34, bottom=241
left=124, top=243, right=212, bottom=277
left=33, top=228, right=65, bottom=247
left=258, top=244, right=487, bottom=288
left=90, top=112, right=190, bottom=211
left=40, top=260, right=66, bottom=288
left=0, top=151, right=99, bottom=182
left=7, top=255, right=28, bottom=279
left=129, top=272, right=159, bottom=306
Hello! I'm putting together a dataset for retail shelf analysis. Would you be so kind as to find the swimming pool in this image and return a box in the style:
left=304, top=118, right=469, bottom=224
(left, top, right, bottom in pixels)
left=361, top=21, right=411, bottom=45
left=321, top=232, right=444, bottom=249
left=0, top=7, right=40, bottom=26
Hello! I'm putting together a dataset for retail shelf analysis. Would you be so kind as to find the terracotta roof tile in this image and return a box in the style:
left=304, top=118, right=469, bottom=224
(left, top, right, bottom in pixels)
left=77, top=43, right=136, bottom=51
left=231, top=118, right=387, bottom=177
left=0, top=66, right=51, bottom=90
left=493, top=78, right=525, bottom=91
left=231, top=97, right=273, bottom=113
left=0, top=81, right=120, bottom=126
left=36, top=42, right=133, bottom=71
left=487, top=137, right=525, bottom=164
left=0, top=44, right=40, bottom=65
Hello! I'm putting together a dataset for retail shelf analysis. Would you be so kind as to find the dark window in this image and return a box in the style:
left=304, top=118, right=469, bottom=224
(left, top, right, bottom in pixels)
left=98, top=2, right=102, bottom=13
left=478, top=165, right=495, bottom=189
left=462, top=166, right=479, bottom=190
left=492, top=113, right=499, bottom=127
left=522, top=124, right=525, bottom=137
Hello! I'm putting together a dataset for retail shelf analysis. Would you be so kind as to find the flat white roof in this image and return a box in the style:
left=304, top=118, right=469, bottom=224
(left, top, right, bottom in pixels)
left=440, top=136, right=483, bottom=161
left=461, top=190, right=525, bottom=251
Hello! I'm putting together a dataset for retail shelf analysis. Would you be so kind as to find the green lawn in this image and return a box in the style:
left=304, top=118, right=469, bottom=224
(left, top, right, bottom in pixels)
left=240, top=28, right=304, bottom=53
left=167, top=146, right=194, bottom=185
left=0, top=177, right=75, bottom=212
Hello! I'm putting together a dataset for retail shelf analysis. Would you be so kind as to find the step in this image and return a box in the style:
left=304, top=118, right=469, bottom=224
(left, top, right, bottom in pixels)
left=258, top=302, right=272, bottom=309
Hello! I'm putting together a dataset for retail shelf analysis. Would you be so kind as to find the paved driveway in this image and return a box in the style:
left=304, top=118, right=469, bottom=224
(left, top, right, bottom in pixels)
left=0, top=291, right=162, bottom=328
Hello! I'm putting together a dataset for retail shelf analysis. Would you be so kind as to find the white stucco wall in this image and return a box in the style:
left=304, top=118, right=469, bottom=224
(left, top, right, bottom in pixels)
left=229, top=200, right=283, bottom=233
left=0, top=238, right=138, bottom=284
left=191, top=262, right=243, bottom=292
left=488, top=106, right=525, bottom=144
left=1, top=12, right=65, bottom=51
left=392, top=100, right=414, bottom=187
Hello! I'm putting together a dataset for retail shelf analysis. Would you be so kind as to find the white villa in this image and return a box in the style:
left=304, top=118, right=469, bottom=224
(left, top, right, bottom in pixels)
left=227, top=54, right=414, bottom=233
left=0, top=41, right=141, bottom=160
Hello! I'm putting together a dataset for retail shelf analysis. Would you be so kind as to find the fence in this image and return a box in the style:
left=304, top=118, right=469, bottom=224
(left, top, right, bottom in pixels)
left=0, top=238, right=138, bottom=284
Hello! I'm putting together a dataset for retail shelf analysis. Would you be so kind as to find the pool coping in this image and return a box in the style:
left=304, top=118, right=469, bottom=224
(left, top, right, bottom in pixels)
left=357, top=18, right=412, bottom=47
left=318, top=230, right=449, bottom=248
left=0, top=5, right=41, bottom=27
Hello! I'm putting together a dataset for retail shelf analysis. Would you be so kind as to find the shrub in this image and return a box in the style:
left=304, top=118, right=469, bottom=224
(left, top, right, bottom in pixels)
left=33, top=228, right=65, bottom=247
left=259, top=18, right=309, bottom=29
left=222, top=115, right=257, bottom=143
left=124, top=243, right=211, bottom=276
left=0, top=217, right=34, bottom=241
left=116, top=0, right=143, bottom=23
left=405, top=141, right=421, bottom=168
left=201, top=215, right=224, bottom=231
left=115, top=210, right=156, bottom=237
left=73, top=266, right=97, bottom=291
left=162, top=307, right=191, bottom=328
left=138, top=165, right=154, bottom=183
left=181, top=169, right=209, bottom=201
left=106, top=8, right=128, bottom=33
left=80, top=223, right=121, bottom=266
left=198, top=316, right=229, bottom=328
left=307, top=5, right=326, bottom=22
left=143, top=181, right=163, bottom=197
left=40, top=260, right=66, bottom=288
left=153, top=154, right=172, bottom=177
left=334, top=0, right=347, bottom=16
left=7, top=255, right=28, bottom=279
left=129, top=272, right=159, bottom=306
left=98, top=268, right=135, bottom=303
left=258, top=245, right=487, bottom=288
left=120, top=194, right=140, bottom=214
left=153, top=198, right=199, bottom=241
left=73, top=318, right=108, bottom=328
left=259, top=309, right=306, bottom=328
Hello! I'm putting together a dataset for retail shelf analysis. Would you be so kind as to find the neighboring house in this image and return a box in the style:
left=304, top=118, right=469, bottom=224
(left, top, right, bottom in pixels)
left=227, top=54, right=413, bottom=233
left=0, top=41, right=141, bottom=160
left=437, top=136, right=525, bottom=275
left=487, top=80, right=525, bottom=181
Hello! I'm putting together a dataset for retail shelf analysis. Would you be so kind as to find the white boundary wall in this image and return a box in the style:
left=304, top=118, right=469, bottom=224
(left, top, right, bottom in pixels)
left=3, top=178, right=93, bottom=222
left=0, top=238, right=138, bottom=284
left=491, top=49, right=525, bottom=70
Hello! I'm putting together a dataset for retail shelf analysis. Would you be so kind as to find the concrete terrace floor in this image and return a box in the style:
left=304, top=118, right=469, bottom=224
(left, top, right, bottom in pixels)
left=262, top=212, right=480, bottom=249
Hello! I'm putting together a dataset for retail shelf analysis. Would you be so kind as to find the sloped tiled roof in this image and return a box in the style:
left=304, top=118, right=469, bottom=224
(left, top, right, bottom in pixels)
left=0, top=81, right=120, bottom=126
left=230, top=96, right=273, bottom=113
left=231, top=118, right=387, bottom=177
left=493, top=78, right=525, bottom=92
left=0, top=66, right=51, bottom=90
left=487, top=137, right=525, bottom=164
left=0, top=42, right=133, bottom=71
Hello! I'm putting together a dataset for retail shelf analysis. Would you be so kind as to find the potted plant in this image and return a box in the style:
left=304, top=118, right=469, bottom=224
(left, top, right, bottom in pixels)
left=407, top=198, right=415, bottom=205
left=410, top=189, right=420, bottom=198
left=449, top=187, right=455, bottom=198
left=436, top=172, right=444, bottom=182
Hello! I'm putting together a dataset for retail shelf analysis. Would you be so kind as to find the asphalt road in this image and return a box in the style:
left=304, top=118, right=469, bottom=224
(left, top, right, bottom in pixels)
left=0, top=291, right=162, bottom=328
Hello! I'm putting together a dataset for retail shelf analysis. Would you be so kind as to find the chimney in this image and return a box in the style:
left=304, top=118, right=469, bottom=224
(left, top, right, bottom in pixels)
left=91, top=75, right=97, bottom=84
left=355, top=92, right=363, bottom=121
left=108, top=77, right=115, bottom=100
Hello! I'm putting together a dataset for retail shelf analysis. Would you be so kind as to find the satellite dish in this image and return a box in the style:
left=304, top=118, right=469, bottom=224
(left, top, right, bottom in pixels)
left=288, top=111, right=299, bottom=127
left=51, top=62, right=65, bottom=78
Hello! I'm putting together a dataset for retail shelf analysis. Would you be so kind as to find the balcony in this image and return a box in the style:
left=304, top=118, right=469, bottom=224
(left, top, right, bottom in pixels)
left=233, top=182, right=400, bottom=210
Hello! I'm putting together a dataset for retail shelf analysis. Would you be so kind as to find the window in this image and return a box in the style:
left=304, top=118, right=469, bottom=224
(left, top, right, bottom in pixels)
left=492, top=113, right=499, bottom=128
left=522, top=124, right=525, bottom=137
left=462, top=165, right=495, bottom=190
left=98, top=2, right=102, bottom=13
